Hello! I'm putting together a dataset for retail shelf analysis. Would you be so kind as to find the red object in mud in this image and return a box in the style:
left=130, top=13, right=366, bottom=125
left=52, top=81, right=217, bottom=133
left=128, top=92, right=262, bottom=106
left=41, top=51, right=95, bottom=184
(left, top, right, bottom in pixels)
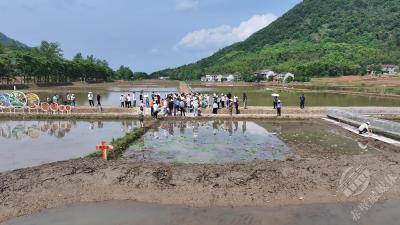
left=96, top=141, right=114, bottom=160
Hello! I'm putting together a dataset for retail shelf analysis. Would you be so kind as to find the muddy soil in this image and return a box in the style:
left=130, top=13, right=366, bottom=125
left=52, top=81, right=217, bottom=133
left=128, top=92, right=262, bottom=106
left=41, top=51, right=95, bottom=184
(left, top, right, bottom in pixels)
left=1, top=137, right=400, bottom=223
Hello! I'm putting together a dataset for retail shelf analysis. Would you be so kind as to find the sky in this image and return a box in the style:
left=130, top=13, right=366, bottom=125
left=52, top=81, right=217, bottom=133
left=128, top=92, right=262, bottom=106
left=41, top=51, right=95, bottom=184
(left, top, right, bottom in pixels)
left=0, top=0, right=302, bottom=73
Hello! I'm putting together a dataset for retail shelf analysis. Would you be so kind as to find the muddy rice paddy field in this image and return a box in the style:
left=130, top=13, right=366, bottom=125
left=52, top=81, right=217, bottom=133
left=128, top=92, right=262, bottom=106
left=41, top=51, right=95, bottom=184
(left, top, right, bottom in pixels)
left=1, top=82, right=400, bottom=224
left=0, top=117, right=400, bottom=224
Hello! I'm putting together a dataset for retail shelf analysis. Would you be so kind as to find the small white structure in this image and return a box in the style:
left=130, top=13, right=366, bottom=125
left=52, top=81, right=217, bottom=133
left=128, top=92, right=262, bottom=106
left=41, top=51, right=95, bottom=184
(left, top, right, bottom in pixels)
left=381, top=64, right=399, bottom=75
left=226, top=74, right=236, bottom=82
left=159, top=76, right=170, bottom=80
left=203, top=74, right=237, bottom=82
left=254, top=70, right=276, bottom=80
left=205, top=74, right=219, bottom=82
left=275, top=72, right=295, bottom=82
left=216, top=74, right=224, bottom=82
left=282, top=72, right=295, bottom=81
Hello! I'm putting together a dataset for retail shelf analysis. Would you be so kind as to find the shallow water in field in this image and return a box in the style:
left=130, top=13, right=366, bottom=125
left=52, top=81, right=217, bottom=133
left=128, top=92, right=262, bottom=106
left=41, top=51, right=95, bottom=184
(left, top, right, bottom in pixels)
left=0, top=120, right=139, bottom=172
left=2, top=200, right=400, bottom=225
left=6, top=85, right=399, bottom=107
left=194, top=86, right=400, bottom=107
left=124, top=120, right=294, bottom=163
left=31, top=88, right=179, bottom=106
left=256, top=120, right=380, bottom=155
left=123, top=120, right=377, bottom=164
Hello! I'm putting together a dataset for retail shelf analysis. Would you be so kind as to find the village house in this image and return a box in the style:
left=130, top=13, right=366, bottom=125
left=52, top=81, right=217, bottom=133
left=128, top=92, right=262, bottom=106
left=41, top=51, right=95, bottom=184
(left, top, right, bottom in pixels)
left=203, top=74, right=219, bottom=82
left=367, top=64, right=399, bottom=75
left=226, top=74, right=237, bottom=82
left=201, top=74, right=238, bottom=82
left=276, top=72, right=295, bottom=81
left=254, top=70, right=276, bottom=80
left=381, top=64, right=399, bottom=75
left=254, top=70, right=295, bottom=82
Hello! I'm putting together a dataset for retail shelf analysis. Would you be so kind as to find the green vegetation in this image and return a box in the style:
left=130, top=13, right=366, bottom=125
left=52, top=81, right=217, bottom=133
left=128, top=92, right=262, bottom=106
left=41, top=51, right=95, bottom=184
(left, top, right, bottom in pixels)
left=152, top=0, right=400, bottom=80
left=0, top=32, right=28, bottom=48
left=115, top=65, right=134, bottom=80
left=0, top=35, right=150, bottom=84
left=0, top=41, right=118, bottom=84
left=87, top=127, right=145, bottom=160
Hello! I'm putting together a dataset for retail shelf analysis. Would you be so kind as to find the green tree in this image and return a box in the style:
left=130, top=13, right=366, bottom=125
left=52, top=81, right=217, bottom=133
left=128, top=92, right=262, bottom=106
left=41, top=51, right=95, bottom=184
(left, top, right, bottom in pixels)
left=116, top=65, right=134, bottom=80
left=133, top=72, right=148, bottom=80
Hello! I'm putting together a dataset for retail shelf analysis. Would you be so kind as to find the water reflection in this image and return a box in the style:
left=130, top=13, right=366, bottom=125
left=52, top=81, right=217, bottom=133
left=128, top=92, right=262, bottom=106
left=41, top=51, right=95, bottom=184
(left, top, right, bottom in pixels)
left=0, top=120, right=138, bottom=172
left=152, top=120, right=248, bottom=139
left=0, top=120, right=141, bottom=141
left=124, top=120, right=294, bottom=164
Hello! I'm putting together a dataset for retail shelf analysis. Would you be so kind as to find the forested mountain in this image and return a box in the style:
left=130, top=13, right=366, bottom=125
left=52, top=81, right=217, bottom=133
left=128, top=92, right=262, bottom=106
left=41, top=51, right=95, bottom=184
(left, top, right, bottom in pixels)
left=0, top=32, right=28, bottom=48
left=152, top=0, right=400, bottom=81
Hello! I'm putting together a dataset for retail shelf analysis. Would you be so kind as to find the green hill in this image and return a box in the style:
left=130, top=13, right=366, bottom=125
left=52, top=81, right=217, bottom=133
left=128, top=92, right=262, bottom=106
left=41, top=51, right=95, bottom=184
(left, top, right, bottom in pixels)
left=0, top=32, right=29, bottom=48
left=153, top=0, right=400, bottom=81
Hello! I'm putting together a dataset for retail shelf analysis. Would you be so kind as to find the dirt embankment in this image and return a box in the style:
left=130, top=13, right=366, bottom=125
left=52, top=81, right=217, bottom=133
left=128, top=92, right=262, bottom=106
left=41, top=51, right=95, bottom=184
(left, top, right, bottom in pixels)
left=1, top=147, right=400, bottom=223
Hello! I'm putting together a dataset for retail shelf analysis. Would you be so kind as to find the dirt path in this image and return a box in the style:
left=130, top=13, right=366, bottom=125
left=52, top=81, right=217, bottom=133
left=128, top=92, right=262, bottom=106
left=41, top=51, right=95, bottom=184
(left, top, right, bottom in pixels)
left=179, top=82, right=192, bottom=93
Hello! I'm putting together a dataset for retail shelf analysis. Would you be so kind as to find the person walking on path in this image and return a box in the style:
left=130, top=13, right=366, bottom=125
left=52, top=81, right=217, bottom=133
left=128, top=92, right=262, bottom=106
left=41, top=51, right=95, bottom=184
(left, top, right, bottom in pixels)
left=71, top=94, right=76, bottom=106
left=138, top=105, right=144, bottom=128
left=66, top=93, right=71, bottom=105
left=153, top=102, right=159, bottom=119
left=88, top=92, right=94, bottom=107
left=150, top=98, right=154, bottom=116
left=180, top=99, right=186, bottom=117
left=212, top=101, right=218, bottom=114
left=273, top=96, right=278, bottom=109
left=97, top=94, right=101, bottom=106
left=228, top=100, right=234, bottom=116
left=132, top=92, right=137, bottom=107
left=227, top=92, right=232, bottom=105
left=234, top=96, right=239, bottom=114
left=276, top=100, right=282, bottom=116
left=300, top=94, right=306, bottom=109
left=243, top=93, right=248, bottom=109
left=193, top=100, right=199, bottom=117
left=120, top=95, right=125, bottom=108
left=127, top=94, right=132, bottom=108
left=168, top=99, right=174, bottom=116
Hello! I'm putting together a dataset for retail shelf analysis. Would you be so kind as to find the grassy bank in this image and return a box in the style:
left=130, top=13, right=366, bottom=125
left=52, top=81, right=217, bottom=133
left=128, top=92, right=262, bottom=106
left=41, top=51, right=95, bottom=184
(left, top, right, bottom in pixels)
left=86, top=120, right=157, bottom=159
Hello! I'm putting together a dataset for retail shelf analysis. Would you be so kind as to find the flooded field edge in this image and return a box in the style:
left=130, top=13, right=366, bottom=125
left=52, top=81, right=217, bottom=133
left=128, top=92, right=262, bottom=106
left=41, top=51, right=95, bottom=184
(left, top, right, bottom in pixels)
left=1, top=154, right=400, bottom=224
left=1, top=117, right=399, bottom=223
left=2, top=199, right=400, bottom=225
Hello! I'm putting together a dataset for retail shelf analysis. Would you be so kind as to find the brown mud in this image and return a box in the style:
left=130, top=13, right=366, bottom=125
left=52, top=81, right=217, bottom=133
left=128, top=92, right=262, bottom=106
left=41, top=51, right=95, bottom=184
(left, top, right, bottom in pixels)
left=1, top=130, right=399, bottom=223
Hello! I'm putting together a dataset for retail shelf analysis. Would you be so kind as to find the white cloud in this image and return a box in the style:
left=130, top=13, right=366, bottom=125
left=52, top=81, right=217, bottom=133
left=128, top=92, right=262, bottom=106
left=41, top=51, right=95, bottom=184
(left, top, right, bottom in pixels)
left=177, top=13, right=277, bottom=50
left=175, top=0, right=199, bottom=10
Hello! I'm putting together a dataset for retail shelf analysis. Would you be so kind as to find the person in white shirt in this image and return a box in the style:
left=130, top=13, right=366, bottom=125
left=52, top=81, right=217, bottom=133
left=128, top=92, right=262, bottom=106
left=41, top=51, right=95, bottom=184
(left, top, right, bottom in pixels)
left=358, top=122, right=371, bottom=134
left=127, top=94, right=132, bottom=108
left=120, top=95, right=125, bottom=108
left=71, top=94, right=76, bottom=106
left=88, top=92, right=94, bottom=107
left=193, top=100, right=199, bottom=117
left=212, top=101, right=218, bottom=114
left=132, top=92, right=137, bottom=107
left=66, top=93, right=71, bottom=105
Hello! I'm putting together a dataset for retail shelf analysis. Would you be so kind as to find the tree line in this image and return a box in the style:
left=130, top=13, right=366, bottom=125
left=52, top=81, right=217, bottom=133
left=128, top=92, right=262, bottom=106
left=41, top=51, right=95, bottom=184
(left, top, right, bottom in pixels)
left=0, top=41, right=147, bottom=84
